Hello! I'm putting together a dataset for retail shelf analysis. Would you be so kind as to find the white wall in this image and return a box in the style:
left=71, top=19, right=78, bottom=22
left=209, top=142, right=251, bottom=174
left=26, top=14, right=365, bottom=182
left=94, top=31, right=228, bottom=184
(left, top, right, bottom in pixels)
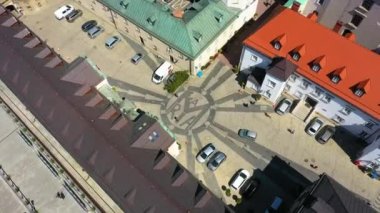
left=239, top=46, right=272, bottom=73
left=260, top=75, right=286, bottom=102
left=285, top=73, right=380, bottom=139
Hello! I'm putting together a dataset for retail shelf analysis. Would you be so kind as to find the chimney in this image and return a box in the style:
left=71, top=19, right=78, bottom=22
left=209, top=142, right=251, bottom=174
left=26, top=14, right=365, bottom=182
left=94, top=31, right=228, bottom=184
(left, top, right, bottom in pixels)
left=307, top=11, right=318, bottom=22
left=344, top=32, right=356, bottom=41
left=291, top=1, right=301, bottom=12
left=172, top=9, right=184, bottom=19
left=333, top=21, right=343, bottom=33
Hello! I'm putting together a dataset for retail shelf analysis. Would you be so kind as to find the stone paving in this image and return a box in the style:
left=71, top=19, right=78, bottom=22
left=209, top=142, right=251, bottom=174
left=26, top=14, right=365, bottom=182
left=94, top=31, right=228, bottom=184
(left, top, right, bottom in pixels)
left=15, top=0, right=380, bottom=207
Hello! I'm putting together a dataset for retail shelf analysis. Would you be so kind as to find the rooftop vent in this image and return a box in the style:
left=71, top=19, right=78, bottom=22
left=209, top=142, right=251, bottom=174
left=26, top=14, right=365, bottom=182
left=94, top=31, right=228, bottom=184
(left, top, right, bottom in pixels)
left=214, top=12, right=223, bottom=23
left=147, top=16, right=157, bottom=26
left=120, top=1, right=129, bottom=9
left=193, top=31, right=202, bottom=42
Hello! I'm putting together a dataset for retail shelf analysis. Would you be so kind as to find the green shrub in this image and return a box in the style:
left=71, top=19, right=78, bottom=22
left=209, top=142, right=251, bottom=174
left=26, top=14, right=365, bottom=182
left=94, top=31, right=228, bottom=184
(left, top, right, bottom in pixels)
left=232, top=65, right=240, bottom=73
left=225, top=189, right=231, bottom=197
left=164, top=71, right=189, bottom=93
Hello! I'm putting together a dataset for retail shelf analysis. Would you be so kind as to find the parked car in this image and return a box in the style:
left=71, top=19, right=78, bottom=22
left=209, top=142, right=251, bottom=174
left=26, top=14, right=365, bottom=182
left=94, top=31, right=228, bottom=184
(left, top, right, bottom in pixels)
left=238, top=129, right=257, bottom=141
left=306, top=117, right=324, bottom=136
left=229, top=169, right=250, bottom=190
left=207, top=151, right=226, bottom=171
left=196, top=143, right=216, bottom=163
left=54, top=5, right=74, bottom=20
left=66, top=9, right=82, bottom=23
left=265, top=196, right=283, bottom=213
left=240, top=178, right=260, bottom=198
left=81, top=20, right=97, bottom=32
left=316, top=125, right=335, bottom=144
left=131, top=53, right=143, bottom=64
left=105, top=36, right=121, bottom=49
left=87, top=26, right=104, bottom=39
left=275, top=98, right=292, bottom=115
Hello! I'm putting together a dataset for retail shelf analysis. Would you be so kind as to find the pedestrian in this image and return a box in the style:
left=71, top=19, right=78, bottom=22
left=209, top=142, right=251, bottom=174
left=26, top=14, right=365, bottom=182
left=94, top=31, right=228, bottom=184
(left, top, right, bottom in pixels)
left=56, top=192, right=60, bottom=198
left=174, top=116, right=178, bottom=122
left=264, top=112, right=272, bottom=118
left=174, top=93, right=178, bottom=98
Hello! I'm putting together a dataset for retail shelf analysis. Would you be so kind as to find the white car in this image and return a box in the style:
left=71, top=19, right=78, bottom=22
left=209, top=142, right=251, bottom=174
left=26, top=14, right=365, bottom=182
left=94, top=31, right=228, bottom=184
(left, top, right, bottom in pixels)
left=196, top=143, right=216, bottom=163
left=230, top=169, right=250, bottom=190
left=54, top=5, right=74, bottom=20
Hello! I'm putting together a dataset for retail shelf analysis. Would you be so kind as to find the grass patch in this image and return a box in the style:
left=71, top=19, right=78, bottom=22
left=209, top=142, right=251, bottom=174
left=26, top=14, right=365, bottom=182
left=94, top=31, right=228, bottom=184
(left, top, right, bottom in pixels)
left=164, top=71, right=189, bottom=93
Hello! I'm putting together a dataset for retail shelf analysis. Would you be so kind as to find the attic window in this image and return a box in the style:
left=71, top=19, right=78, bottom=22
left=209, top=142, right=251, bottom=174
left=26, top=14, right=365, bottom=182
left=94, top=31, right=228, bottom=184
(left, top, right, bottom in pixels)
left=331, top=75, right=341, bottom=84
left=291, top=51, right=301, bottom=61
left=147, top=16, right=157, bottom=26
left=120, top=1, right=129, bottom=9
left=215, top=12, right=223, bottom=22
left=311, top=64, right=321, bottom=72
left=271, top=40, right=282, bottom=50
left=193, top=31, right=202, bottom=42
left=354, top=88, right=364, bottom=97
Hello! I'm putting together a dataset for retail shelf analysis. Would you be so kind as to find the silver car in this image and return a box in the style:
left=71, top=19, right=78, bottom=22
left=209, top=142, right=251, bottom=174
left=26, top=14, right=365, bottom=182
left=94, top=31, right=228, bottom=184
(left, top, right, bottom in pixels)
left=196, top=143, right=216, bottom=163
left=87, top=26, right=104, bottom=39
left=207, top=151, right=226, bottom=171
left=238, top=129, right=257, bottom=141
left=306, top=118, right=324, bottom=136
left=105, top=36, right=120, bottom=49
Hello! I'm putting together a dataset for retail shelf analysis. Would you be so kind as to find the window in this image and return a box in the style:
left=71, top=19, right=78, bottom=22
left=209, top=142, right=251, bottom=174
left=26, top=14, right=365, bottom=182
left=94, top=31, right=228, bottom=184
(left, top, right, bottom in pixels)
left=361, top=0, right=374, bottom=11
left=341, top=106, right=352, bottom=115
left=322, top=94, right=333, bottom=103
left=267, top=80, right=276, bottom=88
left=148, top=34, right=152, bottom=40
left=333, top=115, right=345, bottom=123
left=316, top=0, right=324, bottom=5
left=311, top=64, right=321, bottom=72
left=289, top=74, right=298, bottom=82
left=272, top=40, right=282, bottom=50
left=179, top=54, right=184, bottom=59
left=313, top=87, right=322, bottom=97
left=250, top=55, right=258, bottom=62
left=359, top=131, right=368, bottom=138
left=124, top=27, right=129, bottom=33
left=354, top=88, right=364, bottom=97
left=301, top=80, right=310, bottom=89
left=350, top=14, right=364, bottom=27
left=153, top=45, right=157, bottom=51
left=136, top=27, right=140, bottom=32
left=284, top=84, right=291, bottom=91
left=113, top=13, right=118, bottom=19
left=265, top=90, right=271, bottom=98
left=124, top=20, right=129, bottom=25
left=331, top=75, right=341, bottom=84
left=291, top=52, right=301, bottom=61
left=365, top=121, right=376, bottom=129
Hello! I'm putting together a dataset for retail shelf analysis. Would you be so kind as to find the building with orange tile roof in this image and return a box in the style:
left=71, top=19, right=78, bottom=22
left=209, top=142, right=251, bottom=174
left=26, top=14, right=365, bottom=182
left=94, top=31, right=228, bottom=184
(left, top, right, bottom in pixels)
left=239, top=7, right=380, bottom=144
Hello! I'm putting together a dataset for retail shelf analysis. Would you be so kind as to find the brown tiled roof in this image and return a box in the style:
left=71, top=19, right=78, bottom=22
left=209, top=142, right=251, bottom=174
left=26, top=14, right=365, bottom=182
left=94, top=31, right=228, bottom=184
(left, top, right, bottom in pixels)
left=0, top=9, right=229, bottom=213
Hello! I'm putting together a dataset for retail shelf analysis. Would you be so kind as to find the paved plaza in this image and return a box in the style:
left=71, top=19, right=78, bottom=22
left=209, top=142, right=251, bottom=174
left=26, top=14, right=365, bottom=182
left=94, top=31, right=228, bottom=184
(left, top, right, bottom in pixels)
left=16, top=0, right=380, bottom=207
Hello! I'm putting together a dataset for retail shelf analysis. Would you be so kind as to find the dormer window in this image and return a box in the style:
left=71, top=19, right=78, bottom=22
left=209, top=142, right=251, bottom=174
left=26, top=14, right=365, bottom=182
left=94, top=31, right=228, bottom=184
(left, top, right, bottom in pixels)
left=311, top=64, right=321, bottom=72
left=354, top=88, right=364, bottom=97
left=331, top=75, right=341, bottom=84
left=272, top=40, right=282, bottom=50
left=291, top=52, right=301, bottom=61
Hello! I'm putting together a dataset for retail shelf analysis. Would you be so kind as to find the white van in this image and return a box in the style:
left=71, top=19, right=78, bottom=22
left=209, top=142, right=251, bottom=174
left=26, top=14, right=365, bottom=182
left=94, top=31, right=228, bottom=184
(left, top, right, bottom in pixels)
left=152, top=61, right=173, bottom=84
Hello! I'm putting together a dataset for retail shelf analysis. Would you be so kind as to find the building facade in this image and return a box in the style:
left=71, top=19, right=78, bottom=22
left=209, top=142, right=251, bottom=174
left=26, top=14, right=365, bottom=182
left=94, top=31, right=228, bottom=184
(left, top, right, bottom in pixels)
left=239, top=8, right=380, bottom=143
left=76, top=0, right=264, bottom=74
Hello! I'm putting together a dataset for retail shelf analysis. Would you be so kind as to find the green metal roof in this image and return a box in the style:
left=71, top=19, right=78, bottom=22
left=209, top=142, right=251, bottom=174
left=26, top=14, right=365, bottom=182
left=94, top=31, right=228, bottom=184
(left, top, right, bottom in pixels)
left=284, top=0, right=309, bottom=8
left=100, top=0, right=239, bottom=59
